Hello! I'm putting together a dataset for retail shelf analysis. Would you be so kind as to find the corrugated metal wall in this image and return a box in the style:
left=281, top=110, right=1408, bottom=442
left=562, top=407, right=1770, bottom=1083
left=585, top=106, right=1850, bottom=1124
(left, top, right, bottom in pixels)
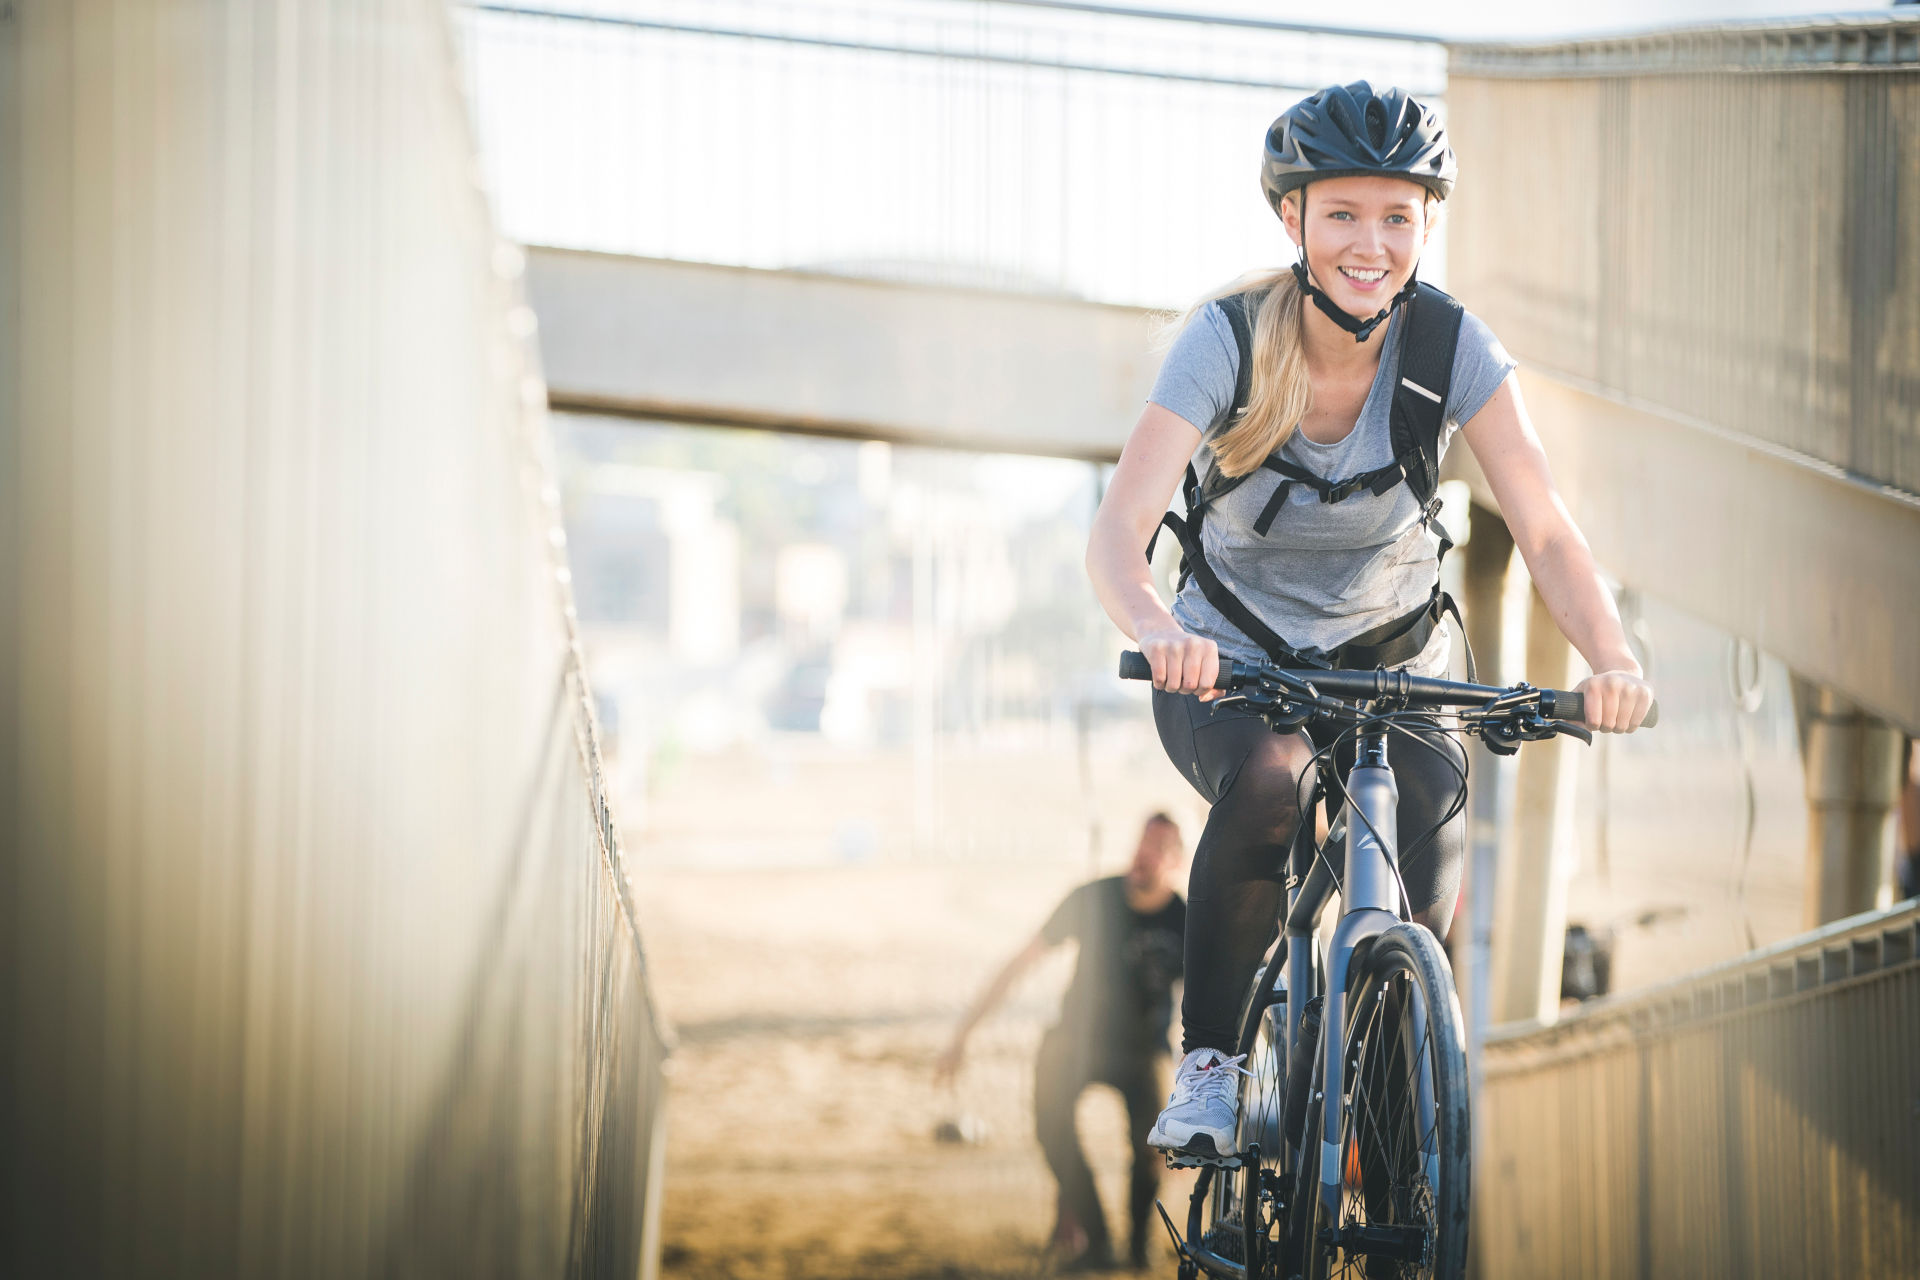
left=1476, top=903, right=1920, bottom=1280
left=1448, top=20, right=1920, bottom=1277
left=1447, top=26, right=1920, bottom=496
left=1, top=2, right=668, bottom=1276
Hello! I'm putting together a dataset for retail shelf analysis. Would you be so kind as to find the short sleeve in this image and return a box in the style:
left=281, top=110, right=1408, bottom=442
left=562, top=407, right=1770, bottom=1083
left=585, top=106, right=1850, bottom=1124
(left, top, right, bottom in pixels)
left=1443, top=310, right=1519, bottom=429
left=1148, top=302, right=1241, bottom=436
left=1040, top=882, right=1091, bottom=946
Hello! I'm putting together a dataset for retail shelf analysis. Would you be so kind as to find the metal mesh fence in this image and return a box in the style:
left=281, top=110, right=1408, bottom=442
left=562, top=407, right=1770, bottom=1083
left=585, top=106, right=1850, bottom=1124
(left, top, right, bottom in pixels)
left=2, top=1, right=667, bottom=1275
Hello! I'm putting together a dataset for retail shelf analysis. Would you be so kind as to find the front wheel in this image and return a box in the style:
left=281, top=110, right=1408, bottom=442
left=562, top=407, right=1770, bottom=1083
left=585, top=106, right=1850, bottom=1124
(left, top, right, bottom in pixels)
left=1293, top=924, right=1470, bottom=1280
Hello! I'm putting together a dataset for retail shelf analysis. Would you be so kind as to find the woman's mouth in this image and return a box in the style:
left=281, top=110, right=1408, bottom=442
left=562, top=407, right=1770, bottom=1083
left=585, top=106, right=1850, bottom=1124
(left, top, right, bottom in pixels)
left=1337, top=265, right=1389, bottom=291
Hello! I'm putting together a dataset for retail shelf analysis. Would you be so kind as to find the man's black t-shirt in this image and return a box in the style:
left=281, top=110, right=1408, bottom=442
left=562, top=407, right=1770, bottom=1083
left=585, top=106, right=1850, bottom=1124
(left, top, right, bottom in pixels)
left=1040, top=876, right=1186, bottom=1059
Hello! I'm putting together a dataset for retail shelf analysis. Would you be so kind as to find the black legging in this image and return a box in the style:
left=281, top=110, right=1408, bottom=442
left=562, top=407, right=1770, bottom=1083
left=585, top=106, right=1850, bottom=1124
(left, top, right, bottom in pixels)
left=1153, top=689, right=1468, bottom=1055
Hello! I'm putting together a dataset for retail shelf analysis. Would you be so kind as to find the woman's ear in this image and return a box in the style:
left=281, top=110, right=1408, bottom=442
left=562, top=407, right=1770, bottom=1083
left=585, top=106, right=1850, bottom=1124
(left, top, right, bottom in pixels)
left=1280, top=191, right=1303, bottom=251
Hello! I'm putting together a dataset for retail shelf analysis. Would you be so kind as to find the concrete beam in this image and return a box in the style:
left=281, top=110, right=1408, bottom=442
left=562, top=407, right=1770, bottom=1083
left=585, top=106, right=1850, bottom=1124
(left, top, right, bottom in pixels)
left=1444, top=367, right=1920, bottom=735
left=524, top=247, right=1159, bottom=462
left=532, top=247, right=1920, bottom=731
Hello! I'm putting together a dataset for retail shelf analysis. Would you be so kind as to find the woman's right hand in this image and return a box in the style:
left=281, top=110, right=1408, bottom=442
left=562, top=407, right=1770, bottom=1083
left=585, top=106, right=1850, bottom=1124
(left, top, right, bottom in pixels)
left=1139, top=623, right=1222, bottom=700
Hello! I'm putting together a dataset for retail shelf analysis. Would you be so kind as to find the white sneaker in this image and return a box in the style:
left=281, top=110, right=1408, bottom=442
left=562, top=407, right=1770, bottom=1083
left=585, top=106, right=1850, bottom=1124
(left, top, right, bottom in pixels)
left=1148, top=1047, right=1248, bottom=1158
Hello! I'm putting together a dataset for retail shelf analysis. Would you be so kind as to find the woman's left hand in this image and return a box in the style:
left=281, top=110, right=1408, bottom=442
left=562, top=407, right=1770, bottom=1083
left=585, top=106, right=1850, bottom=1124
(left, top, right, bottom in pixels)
left=1574, top=670, right=1655, bottom=733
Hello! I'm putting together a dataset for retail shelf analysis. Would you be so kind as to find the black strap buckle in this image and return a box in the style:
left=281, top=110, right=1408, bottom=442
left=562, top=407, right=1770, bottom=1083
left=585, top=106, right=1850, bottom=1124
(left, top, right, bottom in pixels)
left=1288, top=646, right=1336, bottom=671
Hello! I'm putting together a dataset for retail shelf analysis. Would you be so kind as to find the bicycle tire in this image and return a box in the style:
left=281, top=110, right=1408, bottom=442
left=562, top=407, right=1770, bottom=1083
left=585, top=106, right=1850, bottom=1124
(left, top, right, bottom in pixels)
left=1194, top=961, right=1291, bottom=1277
left=1291, top=923, right=1470, bottom=1280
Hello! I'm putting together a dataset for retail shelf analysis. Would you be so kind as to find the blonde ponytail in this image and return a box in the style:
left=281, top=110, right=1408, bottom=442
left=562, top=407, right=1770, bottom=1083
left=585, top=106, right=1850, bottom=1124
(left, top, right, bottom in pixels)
left=1163, top=267, right=1314, bottom=479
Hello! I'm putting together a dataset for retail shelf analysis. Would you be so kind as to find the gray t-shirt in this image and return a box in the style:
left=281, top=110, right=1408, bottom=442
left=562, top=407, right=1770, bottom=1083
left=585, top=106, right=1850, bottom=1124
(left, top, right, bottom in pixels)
left=1149, top=299, right=1516, bottom=675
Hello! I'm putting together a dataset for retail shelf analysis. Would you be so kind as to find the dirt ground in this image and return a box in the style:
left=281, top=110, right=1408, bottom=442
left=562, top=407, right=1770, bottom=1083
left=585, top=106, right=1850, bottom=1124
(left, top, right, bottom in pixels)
left=635, top=858, right=1202, bottom=1280
left=625, top=678, right=1809, bottom=1280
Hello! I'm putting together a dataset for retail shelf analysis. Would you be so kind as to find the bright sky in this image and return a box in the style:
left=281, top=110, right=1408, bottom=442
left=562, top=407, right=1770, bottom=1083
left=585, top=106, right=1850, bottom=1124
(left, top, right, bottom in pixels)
left=466, top=1, right=1899, bottom=307
left=1139, top=0, right=1893, bottom=41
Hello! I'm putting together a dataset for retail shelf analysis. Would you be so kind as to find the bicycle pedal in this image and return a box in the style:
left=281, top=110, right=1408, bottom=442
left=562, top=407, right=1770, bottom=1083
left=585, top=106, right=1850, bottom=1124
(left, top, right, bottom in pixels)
left=1163, top=1150, right=1243, bottom=1170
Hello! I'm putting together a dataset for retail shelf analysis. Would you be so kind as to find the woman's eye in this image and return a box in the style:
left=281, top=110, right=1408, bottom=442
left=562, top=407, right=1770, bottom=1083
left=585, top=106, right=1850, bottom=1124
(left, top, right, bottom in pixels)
left=1328, top=210, right=1353, bottom=221
left=1386, top=214, right=1410, bottom=225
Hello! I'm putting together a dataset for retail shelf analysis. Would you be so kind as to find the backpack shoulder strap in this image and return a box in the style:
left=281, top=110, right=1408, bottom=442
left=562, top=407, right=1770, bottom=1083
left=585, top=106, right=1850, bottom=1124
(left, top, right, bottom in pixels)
left=1143, top=290, right=1322, bottom=667
left=1390, top=282, right=1465, bottom=508
left=1214, top=291, right=1257, bottom=422
left=1193, top=290, right=1260, bottom=509
left=1155, top=502, right=1323, bottom=670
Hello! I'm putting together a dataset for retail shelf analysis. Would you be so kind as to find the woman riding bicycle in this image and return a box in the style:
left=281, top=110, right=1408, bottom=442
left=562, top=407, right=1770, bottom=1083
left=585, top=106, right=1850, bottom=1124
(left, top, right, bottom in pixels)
left=1084, top=81, right=1655, bottom=1162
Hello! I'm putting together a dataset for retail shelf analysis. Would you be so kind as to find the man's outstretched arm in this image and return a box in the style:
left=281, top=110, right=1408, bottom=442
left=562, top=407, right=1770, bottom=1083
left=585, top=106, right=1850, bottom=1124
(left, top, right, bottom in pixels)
left=934, top=934, right=1050, bottom=1084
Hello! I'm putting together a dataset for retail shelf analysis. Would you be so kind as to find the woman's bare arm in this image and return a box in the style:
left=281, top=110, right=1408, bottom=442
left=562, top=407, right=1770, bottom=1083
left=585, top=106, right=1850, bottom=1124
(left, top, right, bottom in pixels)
left=1460, top=375, right=1654, bottom=732
left=1086, top=403, right=1222, bottom=696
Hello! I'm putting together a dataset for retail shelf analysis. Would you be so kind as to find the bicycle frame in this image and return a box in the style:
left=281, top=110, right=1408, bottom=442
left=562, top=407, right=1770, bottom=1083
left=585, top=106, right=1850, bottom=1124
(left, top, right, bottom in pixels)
left=1280, top=722, right=1420, bottom=1226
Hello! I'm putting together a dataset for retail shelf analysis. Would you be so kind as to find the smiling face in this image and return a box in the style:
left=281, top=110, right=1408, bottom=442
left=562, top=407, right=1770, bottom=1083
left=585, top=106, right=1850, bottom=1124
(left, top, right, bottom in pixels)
left=1280, top=174, right=1435, bottom=319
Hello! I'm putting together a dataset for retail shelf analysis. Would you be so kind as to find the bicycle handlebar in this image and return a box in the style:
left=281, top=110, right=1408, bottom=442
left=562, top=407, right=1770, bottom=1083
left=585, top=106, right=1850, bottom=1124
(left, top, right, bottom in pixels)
left=1116, top=649, right=1658, bottom=729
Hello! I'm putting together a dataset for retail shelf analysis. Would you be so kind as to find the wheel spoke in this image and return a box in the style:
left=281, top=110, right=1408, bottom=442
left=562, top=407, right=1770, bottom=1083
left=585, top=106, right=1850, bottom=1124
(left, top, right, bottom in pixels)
left=1323, top=957, right=1444, bottom=1280
left=1382, top=978, right=1435, bottom=1159
left=1297, top=930, right=1467, bottom=1280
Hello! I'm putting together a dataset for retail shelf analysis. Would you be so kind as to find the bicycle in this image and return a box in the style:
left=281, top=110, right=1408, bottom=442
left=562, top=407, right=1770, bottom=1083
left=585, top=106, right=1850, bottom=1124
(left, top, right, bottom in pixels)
left=1116, top=650, right=1656, bottom=1279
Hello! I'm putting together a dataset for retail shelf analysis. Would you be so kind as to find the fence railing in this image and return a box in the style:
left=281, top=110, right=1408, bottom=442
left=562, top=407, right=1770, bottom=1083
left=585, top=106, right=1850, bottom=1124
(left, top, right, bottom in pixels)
left=456, top=0, right=1442, bottom=307
left=1475, top=899, right=1920, bottom=1279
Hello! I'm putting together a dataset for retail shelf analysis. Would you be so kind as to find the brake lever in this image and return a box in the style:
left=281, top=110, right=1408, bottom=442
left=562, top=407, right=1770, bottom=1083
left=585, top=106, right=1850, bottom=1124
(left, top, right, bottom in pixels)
left=1511, top=713, right=1593, bottom=746
left=1550, top=719, right=1594, bottom=746
left=1222, top=686, right=1316, bottom=730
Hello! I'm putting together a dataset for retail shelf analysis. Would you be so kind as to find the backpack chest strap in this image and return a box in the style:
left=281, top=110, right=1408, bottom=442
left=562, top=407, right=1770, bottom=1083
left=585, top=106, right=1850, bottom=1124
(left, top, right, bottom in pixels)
left=1249, top=452, right=1419, bottom=537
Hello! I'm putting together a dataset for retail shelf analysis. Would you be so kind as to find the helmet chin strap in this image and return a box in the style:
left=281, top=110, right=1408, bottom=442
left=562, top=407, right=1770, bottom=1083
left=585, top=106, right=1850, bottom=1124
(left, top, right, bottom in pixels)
left=1289, top=185, right=1419, bottom=342
left=1290, top=257, right=1417, bottom=343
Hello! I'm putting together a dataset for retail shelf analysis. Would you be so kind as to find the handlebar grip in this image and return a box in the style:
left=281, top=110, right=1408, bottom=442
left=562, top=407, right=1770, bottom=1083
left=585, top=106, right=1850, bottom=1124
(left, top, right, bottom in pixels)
left=1117, top=650, right=1237, bottom=689
left=1542, top=689, right=1660, bottom=729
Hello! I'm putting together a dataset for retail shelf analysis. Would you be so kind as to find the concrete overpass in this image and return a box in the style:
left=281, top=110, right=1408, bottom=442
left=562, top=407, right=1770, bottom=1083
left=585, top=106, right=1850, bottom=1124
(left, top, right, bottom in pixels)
left=526, top=247, right=1162, bottom=463
left=526, top=217, right=1920, bottom=738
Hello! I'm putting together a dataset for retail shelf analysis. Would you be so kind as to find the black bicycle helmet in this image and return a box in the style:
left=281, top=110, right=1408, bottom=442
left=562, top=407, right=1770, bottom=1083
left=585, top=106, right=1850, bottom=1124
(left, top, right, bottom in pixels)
left=1261, top=81, right=1456, bottom=218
